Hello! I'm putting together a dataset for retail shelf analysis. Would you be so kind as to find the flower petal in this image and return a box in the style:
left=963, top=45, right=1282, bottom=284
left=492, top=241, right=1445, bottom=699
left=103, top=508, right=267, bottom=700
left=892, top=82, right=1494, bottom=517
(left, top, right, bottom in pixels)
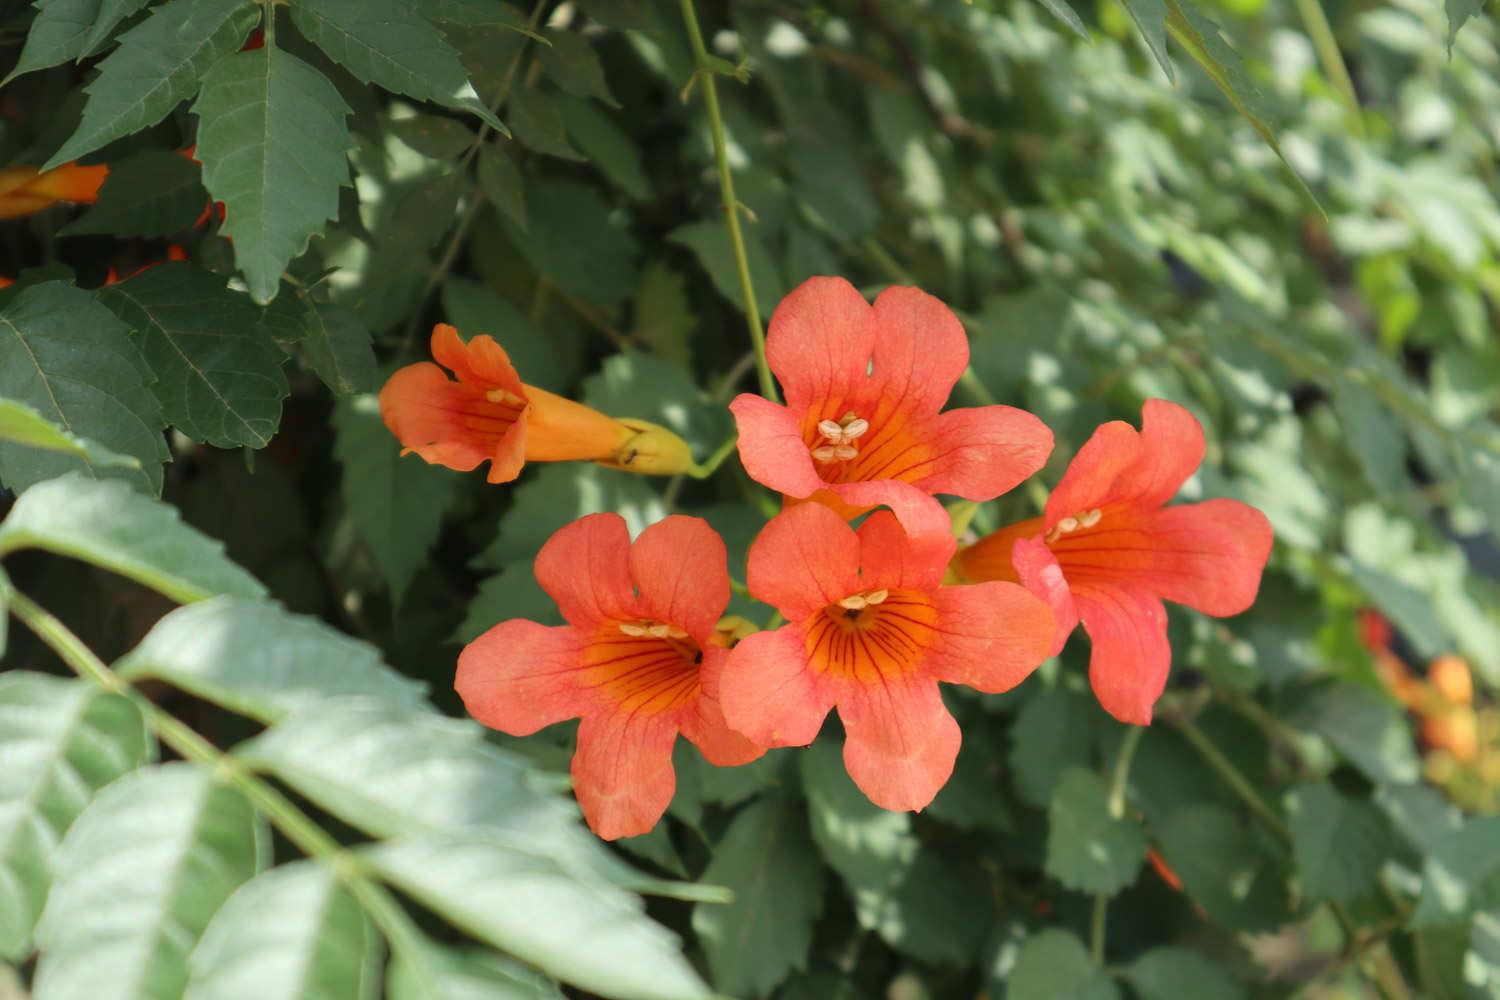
left=378, top=362, right=527, bottom=483
left=925, top=581, right=1054, bottom=694
left=729, top=393, right=823, bottom=499
left=1075, top=586, right=1171, bottom=725
left=630, top=515, right=730, bottom=640
left=680, top=647, right=767, bottom=766
left=1130, top=399, right=1208, bottom=510
left=534, top=513, right=639, bottom=628
left=868, top=285, right=969, bottom=420
left=837, top=674, right=960, bottom=811
left=746, top=502, right=861, bottom=621
left=430, top=323, right=527, bottom=395
left=828, top=479, right=955, bottom=573
left=719, top=626, right=834, bottom=747
left=1012, top=535, right=1079, bottom=656
left=856, top=509, right=951, bottom=593
left=1134, top=499, right=1273, bottom=616
left=455, top=620, right=591, bottom=735
left=764, top=276, right=877, bottom=414
left=1043, top=419, right=1141, bottom=529
left=572, top=711, right=679, bottom=840
left=1045, top=399, right=1206, bottom=527
left=918, top=405, right=1054, bottom=500
left=949, top=515, right=1043, bottom=585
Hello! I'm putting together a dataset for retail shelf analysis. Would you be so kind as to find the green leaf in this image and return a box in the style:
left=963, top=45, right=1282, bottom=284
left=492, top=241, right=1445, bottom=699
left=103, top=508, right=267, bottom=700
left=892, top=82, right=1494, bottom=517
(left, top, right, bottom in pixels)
left=505, top=89, right=584, bottom=161
left=185, top=861, right=377, bottom=1000
left=1004, top=929, right=1119, bottom=1000
left=77, top=0, right=153, bottom=52
left=1127, top=947, right=1246, bottom=1000
left=4, top=0, right=102, bottom=84
left=500, top=177, right=638, bottom=304
left=476, top=145, right=526, bottom=232
left=114, top=596, right=428, bottom=722
left=1412, top=817, right=1500, bottom=927
left=97, top=263, right=288, bottom=448
left=0, top=397, right=140, bottom=471
left=440, top=278, right=576, bottom=392
left=1414, top=922, right=1470, bottom=1000
left=44, top=0, right=261, bottom=167
left=362, top=835, right=712, bottom=1000
left=1331, top=376, right=1408, bottom=495
left=1033, top=0, right=1090, bottom=38
left=557, top=96, right=651, bottom=200
left=294, top=303, right=378, bottom=395
left=1010, top=687, right=1096, bottom=808
left=537, top=31, right=617, bottom=106
left=59, top=149, right=208, bottom=238
left=581, top=349, right=731, bottom=457
left=193, top=45, right=353, bottom=304
left=631, top=262, right=694, bottom=368
left=0, top=674, right=151, bottom=960
left=0, top=474, right=266, bottom=602
left=34, top=764, right=262, bottom=1000
left=289, top=0, right=504, bottom=132
left=332, top=394, right=458, bottom=604
left=1155, top=803, right=1294, bottom=932
left=668, top=218, right=783, bottom=321
left=1045, top=767, right=1146, bottom=895
left=387, top=939, right=563, bottom=1000
left=389, top=114, right=474, bottom=158
left=1445, top=0, right=1487, bottom=49
left=1287, top=682, right=1420, bottom=785
left=1285, top=783, right=1395, bottom=904
left=0, top=281, right=167, bottom=494
left=692, top=795, right=824, bottom=997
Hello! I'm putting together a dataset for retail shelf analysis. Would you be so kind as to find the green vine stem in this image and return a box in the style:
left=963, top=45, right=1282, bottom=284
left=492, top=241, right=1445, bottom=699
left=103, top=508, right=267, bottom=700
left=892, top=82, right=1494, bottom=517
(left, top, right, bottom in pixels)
left=1090, top=725, right=1145, bottom=964
left=7, top=589, right=443, bottom=996
left=676, top=0, right=777, bottom=403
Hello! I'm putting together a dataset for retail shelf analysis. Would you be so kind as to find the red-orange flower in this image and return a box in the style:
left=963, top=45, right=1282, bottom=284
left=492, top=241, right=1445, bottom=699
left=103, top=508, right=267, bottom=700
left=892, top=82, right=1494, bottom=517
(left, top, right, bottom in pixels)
left=380, top=323, right=690, bottom=482
left=952, top=399, right=1273, bottom=725
left=0, top=162, right=108, bottom=219
left=719, top=502, right=1053, bottom=811
left=456, top=513, right=762, bottom=839
left=730, top=276, right=1052, bottom=544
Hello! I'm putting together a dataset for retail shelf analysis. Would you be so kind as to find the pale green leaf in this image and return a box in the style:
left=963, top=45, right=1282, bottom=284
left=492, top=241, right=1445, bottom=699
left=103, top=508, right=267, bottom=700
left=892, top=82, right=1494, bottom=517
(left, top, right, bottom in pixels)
left=44, top=0, right=261, bottom=167
left=34, top=764, right=261, bottom=1000
left=363, top=835, right=711, bottom=1000
left=387, top=939, right=562, bottom=1000
left=0, top=474, right=265, bottom=602
left=1288, top=682, right=1420, bottom=785
left=0, top=281, right=167, bottom=494
left=1034, top=0, right=1088, bottom=38
left=1412, top=817, right=1500, bottom=927
left=185, top=862, right=378, bottom=1000
left=114, top=596, right=427, bottom=722
left=59, top=148, right=208, bottom=238
left=0, top=398, right=140, bottom=471
left=1045, top=767, right=1146, bottom=895
left=0, top=674, right=151, bottom=961
left=98, top=262, right=288, bottom=448
left=1118, top=0, right=1173, bottom=80
left=193, top=45, right=353, bottom=304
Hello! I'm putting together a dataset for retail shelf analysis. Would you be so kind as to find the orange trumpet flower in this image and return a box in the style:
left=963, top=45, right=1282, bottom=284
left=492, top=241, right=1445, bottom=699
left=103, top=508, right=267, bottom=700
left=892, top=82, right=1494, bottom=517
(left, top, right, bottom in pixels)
left=0, top=162, right=108, bottom=220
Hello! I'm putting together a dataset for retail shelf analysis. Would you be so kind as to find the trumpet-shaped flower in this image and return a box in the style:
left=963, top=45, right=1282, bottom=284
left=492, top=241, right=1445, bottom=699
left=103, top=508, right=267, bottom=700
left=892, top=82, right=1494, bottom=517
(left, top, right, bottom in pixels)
left=380, top=324, right=691, bottom=482
left=456, top=513, right=762, bottom=839
left=730, top=276, right=1052, bottom=543
left=0, top=162, right=108, bottom=220
left=719, top=502, right=1054, bottom=811
left=951, top=399, right=1273, bottom=725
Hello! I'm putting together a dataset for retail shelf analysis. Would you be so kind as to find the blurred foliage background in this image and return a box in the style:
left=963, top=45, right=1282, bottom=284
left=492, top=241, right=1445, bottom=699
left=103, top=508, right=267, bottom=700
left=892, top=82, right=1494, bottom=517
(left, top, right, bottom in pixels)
left=2, top=0, right=1500, bottom=996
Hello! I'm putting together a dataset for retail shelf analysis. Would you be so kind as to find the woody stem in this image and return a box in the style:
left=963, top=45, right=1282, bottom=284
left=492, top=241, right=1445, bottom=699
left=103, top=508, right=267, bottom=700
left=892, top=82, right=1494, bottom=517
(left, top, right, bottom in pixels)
left=676, top=0, right=777, bottom=403
left=1090, top=725, right=1145, bottom=965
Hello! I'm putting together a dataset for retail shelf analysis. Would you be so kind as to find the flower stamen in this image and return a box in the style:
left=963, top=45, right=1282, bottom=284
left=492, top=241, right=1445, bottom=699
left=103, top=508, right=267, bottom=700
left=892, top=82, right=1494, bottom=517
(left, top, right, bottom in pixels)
left=618, top=619, right=688, bottom=639
left=1046, top=508, right=1102, bottom=543
left=812, top=411, right=870, bottom=464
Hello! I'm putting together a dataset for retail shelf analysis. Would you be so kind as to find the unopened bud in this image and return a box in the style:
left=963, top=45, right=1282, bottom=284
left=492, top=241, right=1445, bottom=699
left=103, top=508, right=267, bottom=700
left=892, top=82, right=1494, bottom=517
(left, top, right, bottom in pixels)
left=599, top=418, right=694, bottom=475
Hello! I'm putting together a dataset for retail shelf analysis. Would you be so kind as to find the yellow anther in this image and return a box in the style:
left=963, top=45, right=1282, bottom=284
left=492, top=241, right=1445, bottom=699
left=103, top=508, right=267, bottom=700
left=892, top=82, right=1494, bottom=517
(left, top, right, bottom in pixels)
left=837, top=593, right=869, bottom=611
left=618, top=622, right=648, bottom=637
left=864, top=588, right=888, bottom=605
left=1079, top=508, right=1102, bottom=528
left=485, top=387, right=525, bottom=407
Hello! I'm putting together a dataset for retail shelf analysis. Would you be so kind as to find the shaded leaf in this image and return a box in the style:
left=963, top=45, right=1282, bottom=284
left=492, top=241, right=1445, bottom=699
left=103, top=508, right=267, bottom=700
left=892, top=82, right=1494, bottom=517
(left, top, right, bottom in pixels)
left=44, top=0, right=261, bottom=167
left=0, top=397, right=140, bottom=471
left=1045, top=767, right=1146, bottom=895
left=0, top=474, right=265, bottom=602
left=1118, top=0, right=1173, bottom=80
left=506, top=89, right=584, bottom=161
left=59, top=149, right=208, bottom=238
left=537, top=30, right=617, bottom=106
left=297, top=303, right=378, bottom=395
left=1445, top=0, right=1487, bottom=49
left=77, top=0, right=152, bottom=52
left=581, top=349, right=730, bottom=456
left=1033, top=0, right=1089, bottom=38
left=477, top=145, right=526, bottom=232
left=114, top=596, right=427, bottom=722
left=1010, top=687, right=1096, bottom=808
left=1128, top=947, right=1245, bottom=1000
left=193, top=45, right=353, bottom=304
left=631, top=261, right=694, bottom=368
left=1411, top=817, right=1500, bottom=927
left=502, top=177, right=637, bottom=304
left=1287, top=682, right=1420, bottom=785
left=668, top=218, right=783, bottom=321
left=1005, top=929, right=1119, bottom=1000
left=1155, top=803, right=1295, bottom=931
left=5, top=0, right=103, bottom=84
left=557, top=96, right=650, bottom=200
left=1285, top=782, right=1395, bottom=903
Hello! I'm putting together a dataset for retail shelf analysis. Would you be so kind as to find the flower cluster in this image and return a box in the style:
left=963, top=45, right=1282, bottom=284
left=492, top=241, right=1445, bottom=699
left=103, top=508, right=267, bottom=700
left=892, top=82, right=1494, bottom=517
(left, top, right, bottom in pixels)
left=383, top=276, right=1274, bottom=839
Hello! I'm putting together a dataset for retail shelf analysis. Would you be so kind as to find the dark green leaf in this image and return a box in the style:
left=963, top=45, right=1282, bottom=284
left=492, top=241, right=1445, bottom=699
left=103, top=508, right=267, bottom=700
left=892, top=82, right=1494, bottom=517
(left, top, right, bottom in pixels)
left=631, top=262, right=694, bottom=368
left=1045, top=767, right=1146, bottom=895
left=34, top=764, right=262, bottom=1000
left=193, top=45, right=353, bottom=304
left=1287, top=682, right=1420, bottom=785
left=44, top=0, right=261, bottom=167
left=692, top=795, right=824, bottom=996
left=1412, top=818, right=1500, bottom=927
left=1127, top=947, right=1245, bottom=1000
left=537, top=31, right=617, bottom=106
left=0, top=281, right=167, bottom=494
left=1009, top=687, right=1096, bottom=808
left=0, top=674, right=151, bottom=960
left=296, top=303, right=378, bottom=395
left=1331, top=377, right=1408, bottom=495
left=0, top=397, right=140, bottom=471
left=5, top=0, right=103, bottom=84
left=477, top=145, right=526, bottom=231
left=1005, top=929, right=1119, bottom=1000
left=59, top=149, right=208, bottom=238
left=668, top=218, right=783, bottom=321
left=1285, top=783, right=1395, bottom=903
left=290, top=0, right=504, bottom=131
left=114, top=596, right=428, bottom=722
left=581, top=349, right=730, bottom=456
left=557, top=96, right=650, bottom=200
left=389, top=115, right=475, bottom=158
left=185, top=861, right=377, bottom=1000
left=502, top=177, right=638, bottom=304
left=0, top=474, right=266, bottom=602
left=1414, top=922, right=1470, bottom=1000
left=506, top=89, right=584, bottom=161
left=77, top=0, right=153, bottom=52
left=363, top=836, right=712, bottom=1000
left=332, top=394, right=458, bottom=604
left=1155, top=803, right=1294, bottom=931
left=98, top=262, right=288, bottom=448
left=1445, top=0, right=1487, bottom=49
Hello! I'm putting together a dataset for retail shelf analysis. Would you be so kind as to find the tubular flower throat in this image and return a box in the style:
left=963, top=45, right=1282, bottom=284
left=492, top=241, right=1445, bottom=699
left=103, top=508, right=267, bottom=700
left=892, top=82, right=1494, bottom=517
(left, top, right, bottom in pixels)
left=719, top=502, right=1054, bottom=812
left=730, top=275, right=1053, bottom=547
left=379, top=323, right=691, bottom=483
left=951, top=399, right=1274, bottom=726
left=0, top=162, right=108, bottom=220
left=455, top=513, right=763, bottom=840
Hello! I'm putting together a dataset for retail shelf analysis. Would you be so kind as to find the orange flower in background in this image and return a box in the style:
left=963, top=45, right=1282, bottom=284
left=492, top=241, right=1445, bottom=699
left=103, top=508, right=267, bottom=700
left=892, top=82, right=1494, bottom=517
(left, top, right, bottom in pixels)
left=730, top=276, right=1053, bottom=548
left=719, top=502, right=1053, bottom=811
left=953, top=399, right=1273, bottom=725
left=0, top=161, right=107, bottom=219
left=456, top=513, right=763, bottom=839
left=379, top=323, right=691, bottom=482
